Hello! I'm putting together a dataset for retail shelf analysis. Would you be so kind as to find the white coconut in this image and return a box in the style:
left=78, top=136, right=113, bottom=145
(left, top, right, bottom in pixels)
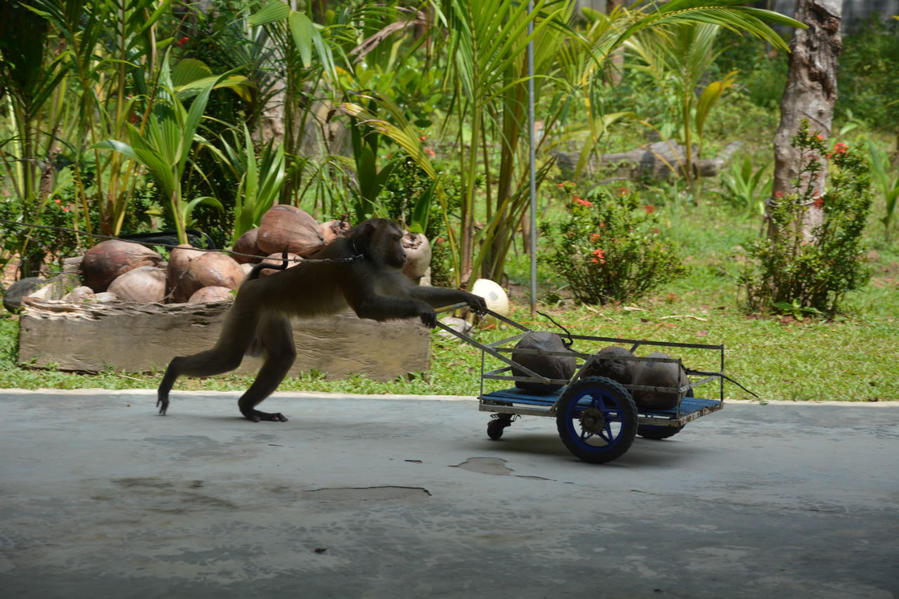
left=471, top=278, right=510, bottom=316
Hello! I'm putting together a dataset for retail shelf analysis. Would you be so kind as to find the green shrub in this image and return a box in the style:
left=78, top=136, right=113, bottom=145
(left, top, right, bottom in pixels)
left=541, top=184, right=687, bottom=304
left=740, top=122, right=873, bottom=317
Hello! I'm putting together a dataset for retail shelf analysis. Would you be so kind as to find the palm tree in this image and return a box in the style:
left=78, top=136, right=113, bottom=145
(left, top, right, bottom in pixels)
left=433, top=0, right=801, bottom=285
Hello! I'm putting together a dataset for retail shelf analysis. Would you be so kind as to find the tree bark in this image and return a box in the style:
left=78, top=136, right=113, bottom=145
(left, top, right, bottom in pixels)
left=770, top=0, right=842, bottom=238
left=604, top=0, right=625, bottom=86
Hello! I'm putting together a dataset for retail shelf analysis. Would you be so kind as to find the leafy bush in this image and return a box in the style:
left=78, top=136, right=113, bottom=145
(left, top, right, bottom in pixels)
left=836, top=18, right=899, bottom=131
left=717, top=154, right=773, bottom=215
left=541, top=185, right=687, bottom=304
left=740, top=122, right=873, bottom=317
left=0, top=193, right=81, bottom=280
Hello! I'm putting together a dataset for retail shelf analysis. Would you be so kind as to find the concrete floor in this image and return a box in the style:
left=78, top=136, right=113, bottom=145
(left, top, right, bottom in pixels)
left=1, top=390, right=897, bottom=598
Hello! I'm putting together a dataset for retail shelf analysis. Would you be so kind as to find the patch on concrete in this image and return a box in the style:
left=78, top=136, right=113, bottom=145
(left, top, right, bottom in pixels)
left=113, top=477, right=174, bottom=489
left=303, top=486, right=431, bottom=503
left=451, top=457, right=513, bottom=476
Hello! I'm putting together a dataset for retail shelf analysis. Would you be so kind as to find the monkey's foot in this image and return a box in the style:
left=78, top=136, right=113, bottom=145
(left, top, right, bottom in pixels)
left=242, top=409, right=288, bottom=423
left=156, top=395, right=169, bottom=416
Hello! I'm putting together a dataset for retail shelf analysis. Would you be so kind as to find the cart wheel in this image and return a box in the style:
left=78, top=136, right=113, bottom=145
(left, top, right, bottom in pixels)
left=555, top=376, right=637, bottom=464
left=637, top=424, right=684, bottom=440
left=487, top=414, right=513, bottom=440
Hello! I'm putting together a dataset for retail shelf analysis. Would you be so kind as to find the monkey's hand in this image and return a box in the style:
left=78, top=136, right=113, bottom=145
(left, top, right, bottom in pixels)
left=466, top=293, right=488, bottom=316
left=418, top=305, right=438, bottom=328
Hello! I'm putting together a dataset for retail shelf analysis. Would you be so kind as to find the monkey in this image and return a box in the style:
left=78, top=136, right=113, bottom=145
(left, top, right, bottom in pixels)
left=157, top=218, right=488, bottom=422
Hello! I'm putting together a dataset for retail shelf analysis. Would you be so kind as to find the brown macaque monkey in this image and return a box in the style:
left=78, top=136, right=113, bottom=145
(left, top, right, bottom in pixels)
left=157, top=218, right=487, bottom=422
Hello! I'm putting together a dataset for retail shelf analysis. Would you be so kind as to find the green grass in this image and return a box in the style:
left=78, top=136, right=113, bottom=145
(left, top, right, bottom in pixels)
left=1, top=200, right=896, bottom=402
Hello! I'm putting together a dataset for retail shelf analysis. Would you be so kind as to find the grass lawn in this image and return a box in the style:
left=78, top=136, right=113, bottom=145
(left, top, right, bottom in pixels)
left=1, top=200, right=896, bottom=403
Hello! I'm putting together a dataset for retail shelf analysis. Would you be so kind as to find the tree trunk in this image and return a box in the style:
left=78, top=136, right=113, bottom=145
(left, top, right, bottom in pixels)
left=770, top=0, right=842, bottom=239
left=604, top=0, right=625, bottom=86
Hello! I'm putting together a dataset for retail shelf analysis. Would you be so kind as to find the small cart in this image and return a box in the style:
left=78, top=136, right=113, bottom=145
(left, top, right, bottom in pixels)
left=436, top=306, right=727, bottom=464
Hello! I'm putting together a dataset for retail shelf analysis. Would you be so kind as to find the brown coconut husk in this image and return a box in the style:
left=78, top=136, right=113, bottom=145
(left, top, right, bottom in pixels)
left=257, top=252, right=302, bottom=277
left=107, top=266, right=167, bottom=303
left=166, top=245, right=205, bottom=302
left=320, top=219, right=352, bottom=244
left=80, top=240, right=162, bottom=292
left=188, top=285, right=234, bottom=303
left=402, top=231, right=431, bottom=283
left=231, top=228, right=266, bottom=264
left=256, top=205, right=326, bottom=257
left=168, top=249, right=244, bottom=303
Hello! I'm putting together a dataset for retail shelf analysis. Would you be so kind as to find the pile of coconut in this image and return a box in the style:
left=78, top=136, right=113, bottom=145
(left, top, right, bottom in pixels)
left=7, top=206, right=434, bottom=309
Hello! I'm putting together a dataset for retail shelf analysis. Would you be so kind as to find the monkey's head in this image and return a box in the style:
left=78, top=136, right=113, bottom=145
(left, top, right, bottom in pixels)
left=351, top=218, right=407, bottom=270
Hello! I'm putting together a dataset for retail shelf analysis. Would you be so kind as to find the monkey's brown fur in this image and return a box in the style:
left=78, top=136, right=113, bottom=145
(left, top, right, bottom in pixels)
left=157, top=218, right=487, bottom=422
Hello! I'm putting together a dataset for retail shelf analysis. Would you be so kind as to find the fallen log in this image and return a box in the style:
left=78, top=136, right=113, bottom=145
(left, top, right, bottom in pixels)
left=554, top=140, right=743, bottom=181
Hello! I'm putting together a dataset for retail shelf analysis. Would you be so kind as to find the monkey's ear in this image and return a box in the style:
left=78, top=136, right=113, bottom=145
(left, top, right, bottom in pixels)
left=349, top=219, right=377, bottom=256
left=359, top=220, right=377, bottom=239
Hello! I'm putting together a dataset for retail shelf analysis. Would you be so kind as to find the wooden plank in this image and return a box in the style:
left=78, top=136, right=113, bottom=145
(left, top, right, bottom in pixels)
left=18, top=299, right=430, bottom=381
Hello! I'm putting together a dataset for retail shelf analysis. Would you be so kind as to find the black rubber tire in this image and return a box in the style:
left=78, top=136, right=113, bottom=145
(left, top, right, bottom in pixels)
left=487, top=414, right=513, bottom=440
left=555, top=376, right=638, bottom=464
left=487, top=419, right=505, bottom=440
left=637, top=424, right=684, bottom=440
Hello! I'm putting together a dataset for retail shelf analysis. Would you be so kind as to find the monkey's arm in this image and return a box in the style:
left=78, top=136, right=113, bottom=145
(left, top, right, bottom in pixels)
left=342, top=270, right=438, bottom=327
left=409, top=285, right=488, bottom=314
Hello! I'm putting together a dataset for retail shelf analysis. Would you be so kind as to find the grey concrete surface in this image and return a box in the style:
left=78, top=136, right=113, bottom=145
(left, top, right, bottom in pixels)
left=1, top=390, right=897, bottom=598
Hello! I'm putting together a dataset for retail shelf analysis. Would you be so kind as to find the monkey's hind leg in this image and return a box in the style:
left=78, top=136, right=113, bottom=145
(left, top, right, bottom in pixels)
left=157, top=347, right=246, bottom=415
left=238, top=315, right=296, bottom=422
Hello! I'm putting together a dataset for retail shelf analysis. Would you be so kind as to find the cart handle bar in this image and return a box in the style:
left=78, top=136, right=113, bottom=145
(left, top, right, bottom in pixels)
left=433, top=304, right=550, bottom=385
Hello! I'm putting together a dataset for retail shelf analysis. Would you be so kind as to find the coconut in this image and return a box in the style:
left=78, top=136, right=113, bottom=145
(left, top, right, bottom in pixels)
left=631, top=352, right=690, bottom=410
left=581, top=346, right=637, bottom=384
left=107, top=266, right=167, bottom=303
left=258, top=252, right=302, bottom=277
left=511, top=331, right=576, bottom=394
left=471, top=278, right=510, bottom=316
left=80, top=240, right=162, bottom=292
left=166, top=245, right=206, bottom=303
left=402, top=232, right=431, bottom=283
left=188, top=286, right=234, bottom=303
left=256, top=204, right=326, bottom=257
left=167, top=248, right=244, bottom=303
left=232, top=228, right=266, bottom=264
left=320, top=219, right=352, bottom=244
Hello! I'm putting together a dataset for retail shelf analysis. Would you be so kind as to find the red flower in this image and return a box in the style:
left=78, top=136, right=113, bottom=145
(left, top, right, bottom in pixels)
left=590, top=233, right=601, bottom=242
left=813, top=197, right=825, bottom=209
left=591, top=248, right=606, bottom=264
left=176, top=36, right=189, bottom=47
left=573, top=195, right=592, bottom=207
left=816, top=134, right=825, bottom=141
left=775, top=190, right=785, bottom=199
left=617, top=186, right=629, bottom=197
left=424, top=147, right=436, bottom=158
left=827, top=142, right=849, bottom=160
left=643, top=204, right=655, bottom=214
